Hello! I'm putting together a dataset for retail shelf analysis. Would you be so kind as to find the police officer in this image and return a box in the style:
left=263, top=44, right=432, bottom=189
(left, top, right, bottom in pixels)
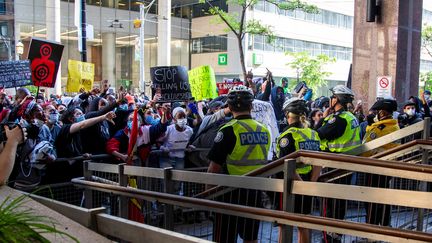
left=276, top=98, right=321, bottom=243
left=316, top=85, right=361, bottom=243
left=207, top=85, right=270, bottom=243
left=362, top=98, right=399, bottom=227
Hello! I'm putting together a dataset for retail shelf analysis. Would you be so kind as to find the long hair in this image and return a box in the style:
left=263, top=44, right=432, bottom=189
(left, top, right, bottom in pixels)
left=288, top=112, right=310, bottom=129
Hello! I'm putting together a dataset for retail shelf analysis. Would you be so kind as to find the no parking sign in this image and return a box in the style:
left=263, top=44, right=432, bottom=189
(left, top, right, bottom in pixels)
left=376, top=76, right=393, bottom=98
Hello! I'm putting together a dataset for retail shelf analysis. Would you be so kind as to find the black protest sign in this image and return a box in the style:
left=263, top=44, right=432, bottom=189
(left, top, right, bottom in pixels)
left=28, top=38, right=64, bottom=87
left=0, top=60, right=32, bottom=88
left=150, top=66, right=192, bottom=102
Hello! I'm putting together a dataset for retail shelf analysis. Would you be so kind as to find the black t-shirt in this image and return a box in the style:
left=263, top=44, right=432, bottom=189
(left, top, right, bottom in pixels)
left=206, top=116, right=255, bottom=166
left=55, top=124, right=83, bottom=158
left=317, top=110, right=348, bottom=141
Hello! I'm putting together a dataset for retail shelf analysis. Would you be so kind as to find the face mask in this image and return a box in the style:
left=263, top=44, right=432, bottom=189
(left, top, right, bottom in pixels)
left=425, top=95, right=430, bottom=100
left=176, top=119, right=187, bottom=128
left=405, top=109, right=415, bottom=117
left=127, top=120, right=133, bottom=130
left=33, top=119, right=45, bottom=128
left=119, top=104, right=128, bottom=110
left=48, top=113, right=59, bottom=124
left=373, top=115, right=379, bottom=123
left=75, top=115, right=85, bottom=123
left=20, top=118, right=30, bottom=128
left=145, top=115, right=155, bottom=125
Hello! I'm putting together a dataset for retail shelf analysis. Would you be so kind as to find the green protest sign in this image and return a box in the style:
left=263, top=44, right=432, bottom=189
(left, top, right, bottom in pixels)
left=188, top=65, right=218, bottom=100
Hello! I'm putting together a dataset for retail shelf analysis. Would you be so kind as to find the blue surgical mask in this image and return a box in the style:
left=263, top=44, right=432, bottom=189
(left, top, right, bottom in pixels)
left=127, top=120, right=133, bottom=130
left=75, top=115, right=85, bottom=123
left=48, top=113, right=59, bottom=124
left=145, top=115, right=154, bottom=125
left=119, top=104, right=128, bottom=110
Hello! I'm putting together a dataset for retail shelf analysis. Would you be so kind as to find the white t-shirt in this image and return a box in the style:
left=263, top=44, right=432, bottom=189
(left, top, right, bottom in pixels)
left=160, top=124, right=193, bottom=158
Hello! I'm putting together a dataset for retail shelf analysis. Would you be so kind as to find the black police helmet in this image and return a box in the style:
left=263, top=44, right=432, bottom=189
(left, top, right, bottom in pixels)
left=370, top=99, right=398, bottom=112
left=226, top=85, right=254, bottom=110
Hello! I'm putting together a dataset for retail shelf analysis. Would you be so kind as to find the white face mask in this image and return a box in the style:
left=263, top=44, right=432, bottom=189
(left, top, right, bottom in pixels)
left=405, top=109, right=415, bottom=117
left=425, top=95, right=430, bottom=100
left=373, top=115, right=379, bottom=123
left=48, top=113, right=59, bottom=124
left=176, top=119, right=187, bottom=128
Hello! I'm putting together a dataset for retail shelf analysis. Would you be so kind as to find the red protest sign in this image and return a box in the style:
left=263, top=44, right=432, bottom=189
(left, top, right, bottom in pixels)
left=28, top=38, right=64, bottom=88
left=216, top=82, right=243, bottom=95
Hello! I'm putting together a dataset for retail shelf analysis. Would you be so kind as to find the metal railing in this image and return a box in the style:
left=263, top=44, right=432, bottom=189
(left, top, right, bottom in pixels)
left=70, top=147, right=432, bottom=242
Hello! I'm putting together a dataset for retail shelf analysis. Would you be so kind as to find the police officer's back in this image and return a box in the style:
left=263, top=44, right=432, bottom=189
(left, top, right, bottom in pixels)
left=206, top=85, right=270, bottom=243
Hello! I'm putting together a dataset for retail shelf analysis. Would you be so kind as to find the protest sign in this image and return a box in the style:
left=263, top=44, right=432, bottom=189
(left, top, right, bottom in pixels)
left=251, top=99, right=278, bottom=160
left=0, top=60, right=32, bottom=88
left=188, top=65, right=218, bottom=101
left=66, top=60, right=95, bottom=92
left=216, top=81, right=243, bottom=95
left=150, top=66, right=192, bottom=102
left=28, top=38, right=64, bottom=87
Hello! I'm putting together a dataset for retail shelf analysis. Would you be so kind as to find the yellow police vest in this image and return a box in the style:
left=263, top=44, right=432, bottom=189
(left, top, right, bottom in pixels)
left=276, top=127, right=321, bottom=174
left=220, top=118, right=271, bottom=175
left=320, top=111, right=361, bottom=153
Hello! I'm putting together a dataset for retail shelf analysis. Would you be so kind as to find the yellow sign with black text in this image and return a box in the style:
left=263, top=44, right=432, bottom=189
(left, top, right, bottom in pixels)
left=66, top=60, right=95, bottom=92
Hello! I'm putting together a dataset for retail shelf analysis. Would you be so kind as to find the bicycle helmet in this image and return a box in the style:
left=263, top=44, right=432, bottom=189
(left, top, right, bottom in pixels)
left=282, top=97, right=308, bottom=115
left=227, top=85, right=254, bottom=110
left=330, top=85, right=354, bottom=105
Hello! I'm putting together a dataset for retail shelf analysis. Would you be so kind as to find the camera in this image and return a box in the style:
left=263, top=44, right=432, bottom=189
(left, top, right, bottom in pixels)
left=0, top=122, right=19, bottom=142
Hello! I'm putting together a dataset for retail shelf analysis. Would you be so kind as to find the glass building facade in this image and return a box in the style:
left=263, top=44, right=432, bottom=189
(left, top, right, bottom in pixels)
left=10, top=0, right=191, bottom=93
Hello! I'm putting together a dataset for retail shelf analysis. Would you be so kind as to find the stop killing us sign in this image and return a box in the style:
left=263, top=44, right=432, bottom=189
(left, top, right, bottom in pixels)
left=150, top=66, right=192, bottom=102
left=28, top=38, right=64, bottom=88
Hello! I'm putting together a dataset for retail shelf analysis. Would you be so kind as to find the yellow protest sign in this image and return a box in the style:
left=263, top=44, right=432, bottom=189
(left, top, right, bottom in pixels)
left=66, top=60, right=95, bottom=92
left=188, top=65, right=218, bottom=100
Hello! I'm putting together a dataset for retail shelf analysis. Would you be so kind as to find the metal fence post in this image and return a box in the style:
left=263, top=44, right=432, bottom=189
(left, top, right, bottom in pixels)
left=417, top=118, right=430, bottom=231
left=281, top=159, right=296, bottom=243
left=118, top=163, right=128, bottom=219
left=163, top=167, right=174, bottom=231
left=83, top=160, right=93, bottom=209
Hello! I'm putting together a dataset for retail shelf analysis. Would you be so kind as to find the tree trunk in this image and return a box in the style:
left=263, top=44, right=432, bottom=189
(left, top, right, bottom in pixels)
left=237, top=35, right=247, bottom=81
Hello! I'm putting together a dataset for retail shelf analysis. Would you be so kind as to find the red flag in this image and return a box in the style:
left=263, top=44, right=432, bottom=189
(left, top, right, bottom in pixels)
left=126, top=109, right=144, bottom=223
left=127, top=109, right=139, bottom=164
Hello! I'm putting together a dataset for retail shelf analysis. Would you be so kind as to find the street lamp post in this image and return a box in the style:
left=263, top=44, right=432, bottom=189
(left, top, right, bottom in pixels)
left=139, top=4, right=145, bottom=94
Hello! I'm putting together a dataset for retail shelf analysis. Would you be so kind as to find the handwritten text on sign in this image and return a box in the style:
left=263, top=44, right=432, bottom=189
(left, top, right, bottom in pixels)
left=0, top=60, right=32, bottom=88
left=151, top=66, right=192, bottom=102
left=188, top=66, right=218, bottom=101
left=66, top=60, right=95, bottom=92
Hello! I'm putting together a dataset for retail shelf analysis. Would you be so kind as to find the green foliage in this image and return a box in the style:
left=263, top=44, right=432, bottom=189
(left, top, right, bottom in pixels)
left=420, top=71, right=432, bottom=91
left=286, top=51, right=335, bottom=92
left=422, top=24, right=432, bottom=58
left=0, top=194, right=79, bottom=243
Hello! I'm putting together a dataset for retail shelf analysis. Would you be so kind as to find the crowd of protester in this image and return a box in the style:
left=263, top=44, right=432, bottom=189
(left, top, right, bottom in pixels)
left=0, top=71, right=430, bottom=242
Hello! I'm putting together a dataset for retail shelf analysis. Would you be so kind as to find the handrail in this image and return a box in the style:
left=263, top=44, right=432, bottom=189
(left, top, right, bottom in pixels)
left=54, top=154, right=112, bottom=163
left=196, top=147, right=432, bottom=198
left=71, top=179, right=432, bottom=243
left=371, top=139, right=432, bottom=158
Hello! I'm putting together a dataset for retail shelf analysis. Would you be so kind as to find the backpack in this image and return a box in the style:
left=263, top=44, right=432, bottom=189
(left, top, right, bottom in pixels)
left=14, top=141, right=56, bottom=191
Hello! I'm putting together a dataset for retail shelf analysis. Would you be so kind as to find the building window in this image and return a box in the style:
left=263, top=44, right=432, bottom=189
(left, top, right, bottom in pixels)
left=252, top=35, right=352, bottom=61
left=192, top=0, right=228, bottom=18
left=0, top=0, right=5, bottom=14
left=191, top=35, right=228, bottom=54
left=254, top=1, right=353, bottom=29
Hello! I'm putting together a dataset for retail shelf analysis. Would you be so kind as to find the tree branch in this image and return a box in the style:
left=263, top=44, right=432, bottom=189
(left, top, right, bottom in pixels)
left=203, top=0, right=240, bottom=36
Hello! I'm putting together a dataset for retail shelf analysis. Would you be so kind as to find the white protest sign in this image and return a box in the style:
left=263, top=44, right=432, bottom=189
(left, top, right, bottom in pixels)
left=376, top=76, right=393, bottom=98
left=251, top=99, right=279, bottom=160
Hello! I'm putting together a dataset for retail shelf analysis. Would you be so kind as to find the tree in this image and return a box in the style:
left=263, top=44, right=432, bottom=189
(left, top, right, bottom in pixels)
left=420, top=24, right=432, bottom=91
left=286, top=51, right=335, bottom=93
left=198, top=0, right=318, bottom=80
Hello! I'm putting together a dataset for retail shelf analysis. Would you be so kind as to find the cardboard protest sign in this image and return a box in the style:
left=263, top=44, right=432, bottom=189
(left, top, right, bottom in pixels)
left=0, top=60, right=32, bottom=88
left=28, top=38, right=64, bottom=87
left=216, top=81, right=243, bottom=95
left=251, top=99, right=278, bottom=160
left=150, top=66, right=192, bottom=102
left=188, top=65, right=218, bottom=100
left=66, top=60, right=95, bottom=92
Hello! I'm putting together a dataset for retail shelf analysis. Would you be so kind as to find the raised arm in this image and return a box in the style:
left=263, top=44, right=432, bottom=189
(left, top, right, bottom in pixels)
left=70, top=111, right=116, bottom=134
